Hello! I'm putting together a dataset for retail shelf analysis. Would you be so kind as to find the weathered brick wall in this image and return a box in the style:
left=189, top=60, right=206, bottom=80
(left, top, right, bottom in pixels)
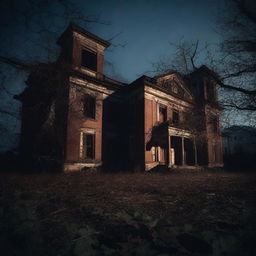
left=144, top=98, right=168, bottom=167
left=144, top=98, right=154, bottom=164
left=65, top=86, right=103, bottom=164
left=71, top=32, right=105, bottom=75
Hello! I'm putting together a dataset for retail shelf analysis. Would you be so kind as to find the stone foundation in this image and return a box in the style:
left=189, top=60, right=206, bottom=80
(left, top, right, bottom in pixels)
left=64, top=162, right=102, bottom=172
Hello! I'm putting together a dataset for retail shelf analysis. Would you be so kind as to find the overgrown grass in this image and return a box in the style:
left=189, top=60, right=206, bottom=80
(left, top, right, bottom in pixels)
left=1, top=171, right=256, bottom=255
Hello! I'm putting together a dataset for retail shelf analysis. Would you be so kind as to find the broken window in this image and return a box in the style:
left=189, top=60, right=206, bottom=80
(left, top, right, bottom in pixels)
left=83, top=95, right=96, bottom=119
left=159, top=105, right=167, bottom=123
left=82, top=133, right=95, bottom=159
left=81, top=49, right=97, bottom=71
left=172, top=110, right=179, bottom=124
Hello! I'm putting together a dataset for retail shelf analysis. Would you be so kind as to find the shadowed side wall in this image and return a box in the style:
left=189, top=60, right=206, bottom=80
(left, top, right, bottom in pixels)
left=127, top=85, right=145, bottom=171
left=64, top=81, right=103, bottom=169
left=102, top=92, right=129, bottom=172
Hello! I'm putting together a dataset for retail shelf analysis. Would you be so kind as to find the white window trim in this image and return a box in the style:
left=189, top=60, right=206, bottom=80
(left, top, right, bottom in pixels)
left=80, top=129, right=96, bottom=158
left=158, top=146, right=161, bottom=162
left=152, top=147, right=156, bottom=161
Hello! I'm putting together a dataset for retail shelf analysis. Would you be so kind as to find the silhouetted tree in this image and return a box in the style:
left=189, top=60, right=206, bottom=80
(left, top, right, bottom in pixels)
left=0, top=0, right=111, bottom=170
left=152, top=0, right=255, bottom=117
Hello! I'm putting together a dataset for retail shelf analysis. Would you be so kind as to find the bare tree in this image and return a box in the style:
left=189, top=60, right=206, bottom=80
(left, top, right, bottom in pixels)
left=215, top=0, right=256, bottom=113
left=0, top=0, right=112, bottom=156
left=151, top=0, right=255, bottom=116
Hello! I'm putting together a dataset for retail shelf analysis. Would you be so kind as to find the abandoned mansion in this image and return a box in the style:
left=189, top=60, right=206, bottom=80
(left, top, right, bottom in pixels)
left=17, top=24, right=223, bottom=171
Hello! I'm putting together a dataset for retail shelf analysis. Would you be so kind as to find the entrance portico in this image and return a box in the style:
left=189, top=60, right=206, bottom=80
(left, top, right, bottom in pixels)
left=168, top=127, right=198, bottom=167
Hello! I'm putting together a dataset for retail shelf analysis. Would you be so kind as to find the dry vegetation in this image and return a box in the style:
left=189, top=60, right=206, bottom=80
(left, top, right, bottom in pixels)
left=1, top=170, right=256, bottom=255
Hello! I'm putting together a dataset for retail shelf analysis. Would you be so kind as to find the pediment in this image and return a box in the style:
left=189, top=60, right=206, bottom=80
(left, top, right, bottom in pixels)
left=155, top=73, right=193, bottom=101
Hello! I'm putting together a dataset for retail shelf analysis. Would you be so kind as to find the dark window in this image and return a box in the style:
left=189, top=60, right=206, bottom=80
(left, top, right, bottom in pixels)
left=83, top=95, right=96, bottom=119
left=159, top=105, right=167, bottom=122
left=173, top=110, right=179, bottom=124
left=81, top=49, right=97, bottom=71
left=83, top=133, right=95, bottom=159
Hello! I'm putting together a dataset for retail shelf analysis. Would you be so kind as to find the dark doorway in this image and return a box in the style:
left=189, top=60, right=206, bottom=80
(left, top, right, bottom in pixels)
left=171, top=136, right=182, bottom=165
left=184, top=138, right=195, bottom=165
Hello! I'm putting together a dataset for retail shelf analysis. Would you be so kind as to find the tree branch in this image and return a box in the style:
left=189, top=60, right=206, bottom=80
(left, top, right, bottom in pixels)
left=234, top=0, right=256, bottom=24
left=0, top=56, right=31, bottom=71
left=218, top=80, right=256, bottom=95
left=222, top=103, right=256, bottom=111
left=190, top=40, right=199, bottom=70
left=200, top=67, right=256, bottom=95
left=222, top=66, right=256, bottom=79
left=0, top=108, right=19, bottom=118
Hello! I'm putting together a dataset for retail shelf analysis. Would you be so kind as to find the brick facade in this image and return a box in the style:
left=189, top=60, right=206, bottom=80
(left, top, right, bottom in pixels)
left=18, top=24, right=223, bottom=171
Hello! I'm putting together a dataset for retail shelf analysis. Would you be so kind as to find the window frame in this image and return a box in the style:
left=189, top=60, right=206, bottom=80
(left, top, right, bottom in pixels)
left=81, top=48, right=97, bottom=72
left=81, top=132, right=95, bottom=160
left=159, top=104, right=167, bottom=123
left=83, top=94, right=96, bottom=120
left=172, top=109, right=179, bottom=124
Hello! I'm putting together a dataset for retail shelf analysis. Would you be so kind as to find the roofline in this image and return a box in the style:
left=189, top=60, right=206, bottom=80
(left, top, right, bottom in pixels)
left=129, top=75, right=195, bottom=104
left=57, top=23, right=111, bottom=48
left=189, top=65, right=220, bottom=80
left=70, top=70, right=127, bottom=91
left=153, top=70, right=182, bottom=79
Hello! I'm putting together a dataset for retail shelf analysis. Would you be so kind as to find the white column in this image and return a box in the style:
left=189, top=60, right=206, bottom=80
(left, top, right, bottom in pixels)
left=158, top=146, right=161, bottom=162
left=193, top=137, right=198, bottom=166
left=79, top=132, right=84, bottom=159
left=156, top=102, right=159, bottom=122
left=182, top=137, right=185, bottom=165
left=168, top=135, right=172, bottom=167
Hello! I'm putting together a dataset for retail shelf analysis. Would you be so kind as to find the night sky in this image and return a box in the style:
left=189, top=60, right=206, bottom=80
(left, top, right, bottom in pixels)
left=0, top=0, right=227, bottom=151
left=82, top=0, right=224, bottom=82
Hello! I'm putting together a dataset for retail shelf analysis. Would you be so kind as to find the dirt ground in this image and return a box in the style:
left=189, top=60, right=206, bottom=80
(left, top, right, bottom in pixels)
left=1, top=170, right=256, bottom=255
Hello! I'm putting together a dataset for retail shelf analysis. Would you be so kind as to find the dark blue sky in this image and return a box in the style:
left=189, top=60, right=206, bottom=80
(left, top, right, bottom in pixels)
left=82, top=0, right=224, bottom=82
left=0, top=0, right=224, bottom=82
left=0, top=0, right=226, bottom=151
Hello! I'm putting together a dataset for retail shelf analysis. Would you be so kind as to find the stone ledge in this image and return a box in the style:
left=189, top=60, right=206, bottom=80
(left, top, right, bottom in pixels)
left=64, top=162, right=102, bottom=172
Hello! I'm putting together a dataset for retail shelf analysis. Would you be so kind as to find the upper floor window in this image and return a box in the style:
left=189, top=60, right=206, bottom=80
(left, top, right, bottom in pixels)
left=81, top=49, right=97, bottom=71
left=173, top=109, right=179, bottom=124
left=83, top=95, right=96, bottom=119
left=159, top=105, right=167, bottom=123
